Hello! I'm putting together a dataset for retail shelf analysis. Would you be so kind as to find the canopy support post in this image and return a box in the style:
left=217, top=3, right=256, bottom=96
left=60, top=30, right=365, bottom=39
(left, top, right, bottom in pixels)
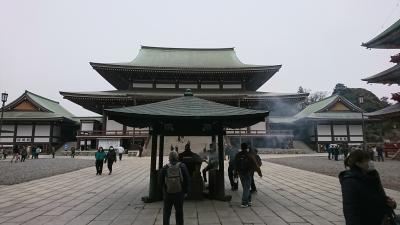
left=158, top=135, right=164, bottom=170
left=142, top=132, right=161, bottom=203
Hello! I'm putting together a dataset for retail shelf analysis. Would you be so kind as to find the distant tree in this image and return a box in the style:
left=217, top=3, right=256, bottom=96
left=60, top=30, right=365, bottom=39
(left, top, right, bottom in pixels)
left=392, top=92, right=400, bottom=102
left=333, top=83, right=347, bottom=95
left=380, top=96, right=392, bottom=107
left=297, top=86, right=305, bottom=94
left=308, top=91, right=328, bottom=104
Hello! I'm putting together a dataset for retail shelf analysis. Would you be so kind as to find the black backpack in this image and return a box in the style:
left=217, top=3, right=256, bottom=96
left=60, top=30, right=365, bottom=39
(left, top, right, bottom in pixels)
left=236, top=153, right=250, bottom=173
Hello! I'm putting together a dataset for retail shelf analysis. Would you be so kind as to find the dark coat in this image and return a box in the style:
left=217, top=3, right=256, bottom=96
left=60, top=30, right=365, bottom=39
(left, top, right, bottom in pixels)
left=339, top=168, right=390, bottom=225
left=106, top=149, right=117, bottom=162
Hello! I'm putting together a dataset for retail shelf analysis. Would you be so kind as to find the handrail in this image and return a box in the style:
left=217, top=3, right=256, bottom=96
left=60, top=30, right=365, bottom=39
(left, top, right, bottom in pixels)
left=225, top=129, right=293, bottom=135
left=77, top=129, right=150, bottom=136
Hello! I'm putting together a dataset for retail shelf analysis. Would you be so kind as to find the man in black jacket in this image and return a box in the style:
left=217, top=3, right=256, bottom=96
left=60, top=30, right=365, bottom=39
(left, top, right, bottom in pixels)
left=159, top=151, right=190, bottom=225
left=106, top=146, right=117, bottom=175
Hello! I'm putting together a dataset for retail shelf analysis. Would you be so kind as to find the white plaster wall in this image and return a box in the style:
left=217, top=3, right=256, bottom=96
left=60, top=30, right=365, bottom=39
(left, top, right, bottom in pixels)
left=156, top=83, right=175, bottom=88
left=318, top=136, right=332, bottom=141
left=333, top=125, right=347, bottom=135
left=98, top=139, right=120, bottom=149
left=179, top=84, right=197, bottom=89
left=1, top=125, right=14, bottom=136
left=34, top=137, right=49, bottom=143
left=201, top=84, right=219, bottom=89
left=132, top=83, right=152, bottom=88
left=106, top=118, right=123, bottom=131
left=350, top=136, right=363, bottom=142
left=17, top=125, right=32, bottom=136
left=81, top=122, right=94, bottom=131
left=223, top=84, right=242, bottom=89
left=317, top=125, right=331, bottom=135
left=35, top=125, right=50, bottom=136
left=349, top=125, right=362, bottom=135
left=250, top=122, right=266, bottom=131
left=0, top=138, right=13, bottom=142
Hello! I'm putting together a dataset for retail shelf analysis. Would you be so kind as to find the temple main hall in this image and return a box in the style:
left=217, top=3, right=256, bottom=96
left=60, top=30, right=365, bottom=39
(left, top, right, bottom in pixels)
left=59, top=46, right=310, bottom=152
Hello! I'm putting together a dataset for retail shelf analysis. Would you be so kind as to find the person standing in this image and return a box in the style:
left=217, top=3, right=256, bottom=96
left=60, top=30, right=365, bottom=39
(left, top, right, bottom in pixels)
left=334, top=145, right=339, bottom=161
left=31, top=146, right=36, bottom=159
left=106, top=146, right=117, bottom=175
left=95, top=147, right=106, bottom=175
left=117, top=146, right=124, bottom=161
left=227, top=145, right=238, bottom=191
left=35, top=146, right=41, bottom=159
left=21, top=146, right=27, bottom=162
left=50, top=145, right=55, bottom=158
left=327, top=144, right=332, bottom=160
left=376, top=144, right=384, bottom=162
left=339, top=150, right=397, bottom=225
left=1, top=148, right=6, bottom=160
left=159, top=151, right=190, bottom=225
left=138, top=144, right=143, bottom=157
left=234, top=143, right=261, bottom=208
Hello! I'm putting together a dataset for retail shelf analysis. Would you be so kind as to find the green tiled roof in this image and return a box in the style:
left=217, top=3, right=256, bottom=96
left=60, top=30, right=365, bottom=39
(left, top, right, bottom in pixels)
left=366, top=103, right=400, bottom=119
left=93, top=46, right=273, bottom=69
left=362, top=18, right=400, bottom=49
left=293, top=95, right=364, bottom=121
left=362, top=63, right=400, bottom=85
left=3, top=91, right=77, bottom=123
left=105, top=91, right=268, bottom=128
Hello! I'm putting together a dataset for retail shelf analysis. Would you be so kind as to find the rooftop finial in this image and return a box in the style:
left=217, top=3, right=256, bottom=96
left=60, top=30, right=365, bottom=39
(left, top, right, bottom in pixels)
left=184, top=89, right=193, bottom=97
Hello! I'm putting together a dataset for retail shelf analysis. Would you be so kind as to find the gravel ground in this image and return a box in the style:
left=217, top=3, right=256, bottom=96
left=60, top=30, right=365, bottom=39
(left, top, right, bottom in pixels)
left=0, top=158, right=94, bottom=185
left=266, top=156, right=400, bottom=191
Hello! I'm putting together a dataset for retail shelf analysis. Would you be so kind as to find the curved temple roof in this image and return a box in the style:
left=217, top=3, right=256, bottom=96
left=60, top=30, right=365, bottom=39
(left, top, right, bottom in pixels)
left=362, top=19, right=400, bottom=49
left=93, top=46, right=274, bottom=70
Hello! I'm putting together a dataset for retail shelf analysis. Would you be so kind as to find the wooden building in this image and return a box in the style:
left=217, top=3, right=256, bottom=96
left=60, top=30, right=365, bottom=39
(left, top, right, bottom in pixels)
left=289, top=95, right=366, bottom=149
left=0, top=91, right=78, bottom=152
left=60, top=46, right=308, bottom=150
left=362, top=18, right=400, bottom=120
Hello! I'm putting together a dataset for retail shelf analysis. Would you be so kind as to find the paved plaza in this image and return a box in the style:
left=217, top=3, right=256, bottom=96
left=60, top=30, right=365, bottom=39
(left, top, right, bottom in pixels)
left=0, top=156, right=399, bottom=225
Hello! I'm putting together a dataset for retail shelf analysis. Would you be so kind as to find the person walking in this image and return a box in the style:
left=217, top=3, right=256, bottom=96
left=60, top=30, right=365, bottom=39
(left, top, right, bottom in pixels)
left=250, top=148, right=262, bottom=193
left=70, top=147, right=76, bottom=158
left=95, top=147, right=106, bottom=175
left=10, top=146, right=20, bottom=163
left=31, top=146, right=36, bottom=159
left=227, top=145, right=238, bottom=191
left=339, top=150, right=397, bottom=225
left=117, top=146, right=124, bottom=161
left=234, top=143, right=262, bottom=208
left=106, top=146, right=117, bottom=175
left=334, top=145, right=339, bottom=161
left=377, top=144, right=384, bottom=162
left=1, top=148, right=6, bottom=160
left=21, top=146, right=27, bottom=162
left=159, top=151, right=190, bottom=225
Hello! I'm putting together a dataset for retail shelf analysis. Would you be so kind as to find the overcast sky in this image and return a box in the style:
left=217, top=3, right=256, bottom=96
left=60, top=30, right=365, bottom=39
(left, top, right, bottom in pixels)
left=1, top=0, right=399, bottom=116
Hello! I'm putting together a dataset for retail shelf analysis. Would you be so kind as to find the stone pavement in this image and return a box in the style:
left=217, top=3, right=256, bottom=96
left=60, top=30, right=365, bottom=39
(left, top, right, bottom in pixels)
left=0, top=156, right=399, bottom=225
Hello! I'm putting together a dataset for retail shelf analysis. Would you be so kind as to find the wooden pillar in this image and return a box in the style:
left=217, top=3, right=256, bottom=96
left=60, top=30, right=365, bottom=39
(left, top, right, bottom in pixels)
left=144, top=132, right=160, bottom=202
left=150, top=134, right=158, bottom=172
left=158, top=135, right=164, bottom=170
left=102, top=106, right=107, bottom=133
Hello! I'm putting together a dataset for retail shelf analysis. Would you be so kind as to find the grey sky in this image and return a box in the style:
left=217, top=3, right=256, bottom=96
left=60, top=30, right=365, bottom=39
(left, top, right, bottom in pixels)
left=0, top=0, right=399, bottom=116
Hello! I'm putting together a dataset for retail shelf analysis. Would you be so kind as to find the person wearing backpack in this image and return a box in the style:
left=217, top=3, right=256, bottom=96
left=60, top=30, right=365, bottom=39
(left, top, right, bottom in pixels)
left=234, top=143, right=262, bottom=208
left=159, top=151, right=190, bottom=225
left=249, top=147, right=262, bottom=193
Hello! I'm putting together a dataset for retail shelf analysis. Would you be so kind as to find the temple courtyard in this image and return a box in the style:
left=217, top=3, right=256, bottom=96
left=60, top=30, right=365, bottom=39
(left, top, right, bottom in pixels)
left=0, top=155, right=399, bottom=225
